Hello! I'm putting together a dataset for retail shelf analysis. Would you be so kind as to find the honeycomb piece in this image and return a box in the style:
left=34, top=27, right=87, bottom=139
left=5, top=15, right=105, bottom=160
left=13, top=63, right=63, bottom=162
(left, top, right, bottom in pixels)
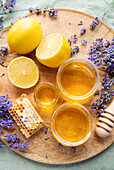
left=9, top=94, right=45, bottom=138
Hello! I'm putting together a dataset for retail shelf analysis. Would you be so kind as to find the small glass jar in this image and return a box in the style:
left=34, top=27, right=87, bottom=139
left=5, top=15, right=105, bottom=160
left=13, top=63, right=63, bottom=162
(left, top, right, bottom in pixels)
left=50, top=103, right=93, bottom=146
left=34, top=82, right=58, bottom=108
left=56, top=57, right=100, bottom=104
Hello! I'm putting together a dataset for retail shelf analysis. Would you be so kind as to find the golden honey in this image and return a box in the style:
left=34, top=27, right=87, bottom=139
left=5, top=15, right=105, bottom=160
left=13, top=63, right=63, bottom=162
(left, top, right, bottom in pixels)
left=34, top=83, right=58, bottom=108
left=57, top=58, right=100, bottom=103
left=51, top=103, right=92, bottom=146
left=60, top=62, right=95, bottom=96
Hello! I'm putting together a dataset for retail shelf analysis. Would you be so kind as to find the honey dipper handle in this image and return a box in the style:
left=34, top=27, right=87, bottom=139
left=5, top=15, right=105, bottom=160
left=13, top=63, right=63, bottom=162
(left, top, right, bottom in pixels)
left=96, top=100, right=114, bottom=138
left=105, top=100, right=114, bottom=115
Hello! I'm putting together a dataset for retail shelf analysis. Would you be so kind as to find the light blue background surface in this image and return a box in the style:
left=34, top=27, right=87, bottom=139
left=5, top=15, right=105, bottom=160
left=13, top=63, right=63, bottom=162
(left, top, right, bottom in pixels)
left=0, top=0, right=114, bottom=170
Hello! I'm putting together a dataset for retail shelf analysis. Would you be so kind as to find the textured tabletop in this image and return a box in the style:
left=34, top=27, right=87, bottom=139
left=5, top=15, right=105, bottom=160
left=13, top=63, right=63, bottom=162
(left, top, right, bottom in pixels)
left=0, top=0, right=114, bottom=170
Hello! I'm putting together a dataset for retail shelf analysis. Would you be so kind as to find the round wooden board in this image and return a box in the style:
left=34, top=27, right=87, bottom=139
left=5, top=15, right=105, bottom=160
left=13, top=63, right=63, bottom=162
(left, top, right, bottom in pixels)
left=0, top=9, right=114, bottom=164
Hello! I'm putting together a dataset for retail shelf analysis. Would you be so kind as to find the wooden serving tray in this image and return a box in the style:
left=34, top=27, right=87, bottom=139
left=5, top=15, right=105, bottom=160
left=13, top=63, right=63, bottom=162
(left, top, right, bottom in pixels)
left=0, top=9, right=114, bottom=164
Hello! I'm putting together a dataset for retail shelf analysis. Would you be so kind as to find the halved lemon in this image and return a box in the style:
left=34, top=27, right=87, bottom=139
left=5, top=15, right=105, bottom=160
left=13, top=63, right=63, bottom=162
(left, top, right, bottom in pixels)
left=7, top=57, right=39, bottom=89
left=36, top=33, right=71, bottom=68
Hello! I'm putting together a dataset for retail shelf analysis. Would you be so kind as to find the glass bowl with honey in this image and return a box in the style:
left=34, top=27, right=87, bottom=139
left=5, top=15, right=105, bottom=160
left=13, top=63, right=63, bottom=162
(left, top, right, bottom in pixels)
left=50, top=103, right=93, bottom=146
left=34, top=82, right=58, bottom=108
left=56, top=57, right=100, bottom=103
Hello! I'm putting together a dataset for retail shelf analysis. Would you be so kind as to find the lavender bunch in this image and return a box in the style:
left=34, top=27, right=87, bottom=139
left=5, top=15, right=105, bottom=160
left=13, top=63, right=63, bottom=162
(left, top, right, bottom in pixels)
left=0, top=94, right=14, bottom=130
left=0, top=132, right=29, bottom=151
left=89, top=37, right=114, bottom=117
left=0, top=0, right=16, bottom=31
left=88, top=37, right=114, bottom=78
left=92, top=90, right=113, bottom=117
left=91, top=73, right=114, bottom=117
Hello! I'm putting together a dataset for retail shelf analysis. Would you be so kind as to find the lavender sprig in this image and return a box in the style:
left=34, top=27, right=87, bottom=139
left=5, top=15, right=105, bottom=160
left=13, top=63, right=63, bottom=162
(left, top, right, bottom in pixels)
left=0, top=6, right=58, bottom=32
left=0, top=95, right=14, bottom=129
left=0, top=0, right=16, bottom=30
left=88, top=37, right=114, bottom=77
left=101, top=75, right=114, bottom=90
left=28, top=7, right=58, bottom=17
left=0, top=132, right=29, bottom=151
left=91, top=90, right=113, bottom=117
left=80, top=2, right=113, bottom=45
left=90, top=17, right=100, bottom=30
left=90, top=58, right=114, bottom=117
left=71, top=46, right=80, bottom=55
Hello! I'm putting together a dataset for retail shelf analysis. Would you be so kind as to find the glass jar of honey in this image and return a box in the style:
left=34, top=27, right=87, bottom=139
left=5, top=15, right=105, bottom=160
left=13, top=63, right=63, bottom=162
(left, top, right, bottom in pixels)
left=56, top=57, right=100, bottom=103
left=34, top=82, right=58, bottom=108
left=51, top=103, right=93, bottom=146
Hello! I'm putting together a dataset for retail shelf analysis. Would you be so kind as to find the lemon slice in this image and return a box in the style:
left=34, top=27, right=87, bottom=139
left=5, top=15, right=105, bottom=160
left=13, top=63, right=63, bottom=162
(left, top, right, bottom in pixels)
left=36, top=33, right=71, bottom=68
left=7, top=57, right=39, bottom=89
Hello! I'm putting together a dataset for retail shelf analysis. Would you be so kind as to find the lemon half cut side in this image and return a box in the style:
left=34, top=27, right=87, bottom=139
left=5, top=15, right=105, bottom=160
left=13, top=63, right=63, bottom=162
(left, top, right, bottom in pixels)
left=7, top=56, right=39, bottom=89
left=36, top=33, right=71, bottom=68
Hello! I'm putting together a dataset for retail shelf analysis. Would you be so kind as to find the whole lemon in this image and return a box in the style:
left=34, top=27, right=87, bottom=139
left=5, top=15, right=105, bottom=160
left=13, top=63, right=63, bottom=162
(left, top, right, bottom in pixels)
left=7, top=18, right=43, bottom=54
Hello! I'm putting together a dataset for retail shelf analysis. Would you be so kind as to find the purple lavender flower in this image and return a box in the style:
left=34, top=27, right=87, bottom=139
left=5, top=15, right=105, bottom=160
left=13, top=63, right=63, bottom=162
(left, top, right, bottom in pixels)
left=16, top=134, right=20, bottom=140
left=2, top=133, right=29, bottom=151
left=78, top=21, right=83, bottom=26
left=0, top=16, right=3, bottom=22
left=72, top=147, right=76, bottom=153
left=13, top=143, right=18, bottom=148
left=1, top=0, right=16, bottom=14
left=68, top=39, right=71, bottom=46
left=10, top=148, right=14, bottom=151
left=35, top=8, right=41, bottom=15
left=45, top=138, right=49, bottom=141
left=101, top=75, right=114, bottom=90
left=45, top=127, right=48, bottom=134
left=12, top=136, right=16, bottom=142
left=90, top=17, right=99, bottom=30
left=104, top=40, right=110, bottom=47
left=48, top=8, right=58, bottom=17
left=0, top=46, right=8, bottom=56
left=71, top=46, right=80, bottom=55
left=109, top=90, right=114, bottom=96
left=88, top=37, right=114, bottom=78
left=81, top=40, right=87, bottom=45
left=89, top=37, right=114, bottom=117
left=0, top=95, right=14, bottom=129
left=23, top=116, right=27, bottom=122
left=19, top=141, right=29, bottom=151
left=80, top=27, right=86, bottom=35
left=0, top=129, right=3, bottom=133
left=0, top=24, right=3, bottom=30
left=7, top=0, right=15, bottom=6
left=28, top=7, right=34, bottom=13
left=0, top=0, right=3, bottom=7
left=5, top=136, right=11, bottom=142
left=111, top=36, right=114, bottom=46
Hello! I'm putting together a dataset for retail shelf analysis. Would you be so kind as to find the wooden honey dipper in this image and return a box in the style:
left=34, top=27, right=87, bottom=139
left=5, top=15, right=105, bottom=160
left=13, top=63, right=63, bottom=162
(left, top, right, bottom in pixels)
left=96, top=100, right=114, bottom=138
